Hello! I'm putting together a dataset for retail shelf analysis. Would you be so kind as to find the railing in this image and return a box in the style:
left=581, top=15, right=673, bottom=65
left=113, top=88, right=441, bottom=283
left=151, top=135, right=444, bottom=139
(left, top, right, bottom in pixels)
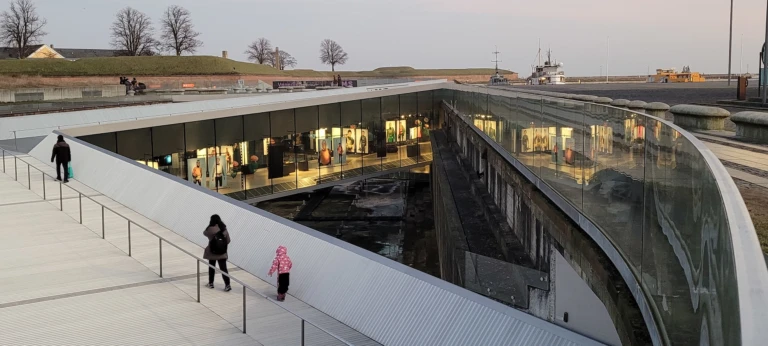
left=438, top=86, right=768, bottom=346
left=0, top=147, right=354, bottom=346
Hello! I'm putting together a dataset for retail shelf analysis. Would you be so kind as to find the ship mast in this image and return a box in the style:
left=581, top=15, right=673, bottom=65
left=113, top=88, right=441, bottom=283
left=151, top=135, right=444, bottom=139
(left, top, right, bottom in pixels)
left=492, top=46, right=501, bottom=74
left=538, top=38, right=541, bottom=67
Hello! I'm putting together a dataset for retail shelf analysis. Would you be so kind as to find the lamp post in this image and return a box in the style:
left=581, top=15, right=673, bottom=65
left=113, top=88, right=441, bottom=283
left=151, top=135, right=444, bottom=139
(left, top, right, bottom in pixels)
left=728, top=0, right=734, bottom=85
left=763, top=1, right=768, bottom=103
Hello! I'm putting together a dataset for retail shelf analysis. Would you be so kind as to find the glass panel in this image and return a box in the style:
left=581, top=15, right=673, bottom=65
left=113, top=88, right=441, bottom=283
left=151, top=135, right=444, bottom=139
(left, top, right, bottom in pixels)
left=400, top=93, right=419, bottom=167
left=539, top=98, right=584, bottom=208
left=243, top=113, right=271, bottom=198
left=340, top=100, right=363, bottom=177
left=362, top=97, right=383, bottom=173
left=184, top=120, right=216, bottom=190
left=450, top=89, right=743, bottom=344
left=295, top=106, right=320, bottom=188
left=151, top=124, right=185, bottom=180
left=215, top=116, right=245, bottom=196
left=417, top=91, right=434, bottom=164
left=318, top=103, right=341, bottom=183
left=270, top=109, right=297, bottom=192
left=116, top=128, right=152, bottom=162
left=381, top=95, right=401, bottom=169
left=80, top=133, right=116, bottom=153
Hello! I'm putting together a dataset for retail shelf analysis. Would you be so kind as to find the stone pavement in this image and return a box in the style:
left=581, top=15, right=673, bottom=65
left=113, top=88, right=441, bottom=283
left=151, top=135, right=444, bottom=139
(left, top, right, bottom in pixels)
left=693, top=131, right=768, bottom=187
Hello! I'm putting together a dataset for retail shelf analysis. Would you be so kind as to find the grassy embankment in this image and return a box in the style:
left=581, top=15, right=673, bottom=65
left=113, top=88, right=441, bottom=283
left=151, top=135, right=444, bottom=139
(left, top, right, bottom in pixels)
left=0, top=56, right=512, bottom=77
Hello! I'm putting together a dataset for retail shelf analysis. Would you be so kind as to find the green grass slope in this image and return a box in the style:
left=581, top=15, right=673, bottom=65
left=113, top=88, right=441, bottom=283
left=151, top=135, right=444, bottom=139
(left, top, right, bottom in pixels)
left=0, top=56, right=514, bottom=77
left=0, top=56, right=287, bottom=76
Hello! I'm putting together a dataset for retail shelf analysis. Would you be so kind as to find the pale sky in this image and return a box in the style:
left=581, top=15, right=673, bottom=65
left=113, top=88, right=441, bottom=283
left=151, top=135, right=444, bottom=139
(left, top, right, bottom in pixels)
left=22, top=0, right=768, bottom=76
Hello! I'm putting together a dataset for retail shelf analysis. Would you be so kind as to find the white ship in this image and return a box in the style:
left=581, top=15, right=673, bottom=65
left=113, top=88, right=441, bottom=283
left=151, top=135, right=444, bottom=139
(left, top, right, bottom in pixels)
left=528, top=48, right=566, bottom=85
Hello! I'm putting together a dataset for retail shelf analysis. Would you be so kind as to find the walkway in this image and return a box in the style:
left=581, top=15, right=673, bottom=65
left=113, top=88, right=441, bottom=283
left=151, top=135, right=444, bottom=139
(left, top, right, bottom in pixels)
left=0, top=153, right=380, bottom=346
left=693, top=131, right=768, bottom=186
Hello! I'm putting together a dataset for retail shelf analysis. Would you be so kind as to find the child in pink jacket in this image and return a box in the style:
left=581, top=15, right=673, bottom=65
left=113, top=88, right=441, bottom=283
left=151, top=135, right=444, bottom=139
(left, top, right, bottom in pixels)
left=268, top=245, right=293, bottom=301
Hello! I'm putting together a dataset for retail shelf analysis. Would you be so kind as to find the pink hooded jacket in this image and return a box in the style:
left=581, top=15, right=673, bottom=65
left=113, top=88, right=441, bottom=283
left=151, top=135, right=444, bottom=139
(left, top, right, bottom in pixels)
left=268, top=246, right=293, bottom=275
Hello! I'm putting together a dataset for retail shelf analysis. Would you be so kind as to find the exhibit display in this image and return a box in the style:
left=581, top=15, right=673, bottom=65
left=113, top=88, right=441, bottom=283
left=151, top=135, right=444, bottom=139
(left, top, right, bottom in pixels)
left=79, top=91, right=437, bottom=200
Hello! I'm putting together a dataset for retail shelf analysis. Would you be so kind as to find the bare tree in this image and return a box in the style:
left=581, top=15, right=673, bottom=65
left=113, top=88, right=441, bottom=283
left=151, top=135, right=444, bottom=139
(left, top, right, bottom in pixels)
left=267, top=50, right=297, bottom=70
left=245, top=38, right=272, bottom=64
left=110, top=7, right=158, bottom=56
left=319, top=39, right=348, bottom=72
left=159, top=5, right=202, bottom=56
left=0, top=0, right=47, bottom=59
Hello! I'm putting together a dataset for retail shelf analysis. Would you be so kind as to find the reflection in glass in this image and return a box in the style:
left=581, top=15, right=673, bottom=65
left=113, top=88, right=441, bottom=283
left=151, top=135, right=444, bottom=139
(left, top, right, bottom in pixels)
left=152, top=124, right=185, bottom=179
left=318, top=103, right=341, bottom=183
left=214, top=116, right=244, bottom=194
left=184, top=120, right=216, bottom=190
left=270, top=109, right=297, bottom=190
left=341, top=101, right=363, bottom=177
left=243, top=113, right=271, bottom=197
left=362, top=98, right=383, bottom=172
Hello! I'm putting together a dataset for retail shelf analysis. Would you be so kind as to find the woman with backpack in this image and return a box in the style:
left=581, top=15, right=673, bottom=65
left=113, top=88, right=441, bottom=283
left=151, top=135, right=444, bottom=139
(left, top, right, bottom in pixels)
left=204, top=214, right=232, bottom=291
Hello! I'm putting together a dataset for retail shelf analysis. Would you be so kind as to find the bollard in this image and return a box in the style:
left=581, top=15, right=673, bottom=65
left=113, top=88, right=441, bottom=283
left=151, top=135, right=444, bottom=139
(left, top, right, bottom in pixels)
left=731, top=111, right=768, bottom=143
left=627, top=100, right=647, bottom=113
left=610, top=99, right=630, bottom=108
left=644, top=102, right=671, bottom=120
left=670, top=104, right=730, bottom=131
left=594, top=97, right=613, bottom=105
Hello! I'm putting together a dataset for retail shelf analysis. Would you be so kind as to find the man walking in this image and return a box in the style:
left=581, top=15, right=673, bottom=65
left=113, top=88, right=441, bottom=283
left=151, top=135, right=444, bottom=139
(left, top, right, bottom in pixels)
left=50, top=135, right=71, bottom=183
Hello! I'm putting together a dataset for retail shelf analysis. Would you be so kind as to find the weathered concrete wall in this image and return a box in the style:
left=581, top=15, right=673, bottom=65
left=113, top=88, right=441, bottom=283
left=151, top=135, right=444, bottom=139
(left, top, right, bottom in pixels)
left=431, top=127, right=552, bottom=317
left=0, top=74, right=515, bottom=89
left=0, top=85, right=126, bottom=103
left=442, top=104, right=651, bottom=346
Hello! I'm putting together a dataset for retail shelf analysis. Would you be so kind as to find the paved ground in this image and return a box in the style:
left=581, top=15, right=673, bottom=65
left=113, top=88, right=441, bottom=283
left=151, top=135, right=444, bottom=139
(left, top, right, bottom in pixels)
left=688, top=131, right=768, bottom=254
left=0, top=153, right=380, bottom=346
left=512, top=81, right=756, bottom=107
left=505, top=81, right=762, bottom=131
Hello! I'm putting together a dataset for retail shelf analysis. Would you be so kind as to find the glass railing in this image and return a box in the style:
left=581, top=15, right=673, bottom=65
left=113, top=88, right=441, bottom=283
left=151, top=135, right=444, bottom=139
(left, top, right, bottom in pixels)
left=442, top=87, right=759, bottom=345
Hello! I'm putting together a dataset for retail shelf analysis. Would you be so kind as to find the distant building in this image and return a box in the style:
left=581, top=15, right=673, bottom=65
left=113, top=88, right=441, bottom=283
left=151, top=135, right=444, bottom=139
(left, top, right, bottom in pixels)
left=0, top=44, right=120, bottom=60
left=648, top=67, right=705, bottom=83
left=0, top=44, right=63, bottom=59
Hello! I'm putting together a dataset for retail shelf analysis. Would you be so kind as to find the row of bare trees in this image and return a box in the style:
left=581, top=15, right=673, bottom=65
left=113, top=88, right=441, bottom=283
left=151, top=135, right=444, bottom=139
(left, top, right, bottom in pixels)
left=246, top=38, right=349, bottom=71
left=0, top=0, right=350, bottom=71
left=110, top=6, right=202, bottom=56
left=0, top=0, right=202, bottom=57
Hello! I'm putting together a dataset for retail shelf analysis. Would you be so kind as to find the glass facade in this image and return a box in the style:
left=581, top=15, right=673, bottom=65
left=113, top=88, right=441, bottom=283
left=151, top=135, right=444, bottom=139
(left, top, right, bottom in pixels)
left=79, top=92, right=437, bottom=201
left=448, top=89, right=740, bottom=346
left=75, top=86, right=749, bottom=344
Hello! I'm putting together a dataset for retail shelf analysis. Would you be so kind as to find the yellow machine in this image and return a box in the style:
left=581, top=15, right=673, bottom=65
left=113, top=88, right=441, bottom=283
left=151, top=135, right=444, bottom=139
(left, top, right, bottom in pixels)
left=648, top=66, right=706, bottom=83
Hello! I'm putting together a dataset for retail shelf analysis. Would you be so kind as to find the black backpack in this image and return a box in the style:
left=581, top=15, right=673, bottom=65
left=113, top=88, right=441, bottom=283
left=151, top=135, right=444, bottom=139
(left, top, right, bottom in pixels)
left=209, top=229, right=228, bottom=255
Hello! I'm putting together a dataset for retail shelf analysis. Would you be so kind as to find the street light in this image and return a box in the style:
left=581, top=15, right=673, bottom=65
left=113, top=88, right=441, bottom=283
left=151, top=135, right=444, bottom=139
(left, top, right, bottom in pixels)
left=728, top=0, right=734, bottom=86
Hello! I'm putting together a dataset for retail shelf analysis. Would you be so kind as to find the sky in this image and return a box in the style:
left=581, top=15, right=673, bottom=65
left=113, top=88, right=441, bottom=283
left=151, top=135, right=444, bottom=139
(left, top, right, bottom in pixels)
left=20, top=0, right=768, bottom=76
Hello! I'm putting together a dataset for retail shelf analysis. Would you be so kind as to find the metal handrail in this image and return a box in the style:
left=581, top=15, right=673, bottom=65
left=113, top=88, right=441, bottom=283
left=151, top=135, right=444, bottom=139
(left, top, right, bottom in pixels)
left=0, top=148, right=354, bottom=346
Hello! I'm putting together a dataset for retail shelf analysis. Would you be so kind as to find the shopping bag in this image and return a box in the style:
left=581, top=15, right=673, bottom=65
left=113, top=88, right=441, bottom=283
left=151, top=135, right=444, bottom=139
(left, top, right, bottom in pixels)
left=67, top=166, right=74, bottom=179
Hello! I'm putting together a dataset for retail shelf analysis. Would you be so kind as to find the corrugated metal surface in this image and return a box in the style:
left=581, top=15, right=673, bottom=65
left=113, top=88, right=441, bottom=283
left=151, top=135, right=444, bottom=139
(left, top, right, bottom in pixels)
left=29, top=133, right=603, bottom=346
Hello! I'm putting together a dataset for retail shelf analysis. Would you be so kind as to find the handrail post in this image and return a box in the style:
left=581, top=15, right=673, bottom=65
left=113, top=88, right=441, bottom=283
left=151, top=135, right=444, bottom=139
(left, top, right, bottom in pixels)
left=59, top=181, right=62, bottom=210
left=79, top=193, right=82, bottom=224
left=242, top=286, right=247, bottom=334
left=128, top=221, right=132, bottom=257
left=26, top=163, right=30, bottom=189
left=101, top=205, right=105, bottom=239
left=159, top=239, right=163, bottom=278
left=14, top=156, right=17, bottom=180
left=196, top=261, right=200, bottom=302
left=42, top=172, right=45, bottom=200
left=301, top=319, right=305, bottom=346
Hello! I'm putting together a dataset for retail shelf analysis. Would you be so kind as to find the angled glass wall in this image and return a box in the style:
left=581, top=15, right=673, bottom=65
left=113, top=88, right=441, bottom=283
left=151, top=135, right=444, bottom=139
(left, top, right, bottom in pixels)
left=447, top=88, right=743, bottom=346
left=78, top=92, right=437, bottom=201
